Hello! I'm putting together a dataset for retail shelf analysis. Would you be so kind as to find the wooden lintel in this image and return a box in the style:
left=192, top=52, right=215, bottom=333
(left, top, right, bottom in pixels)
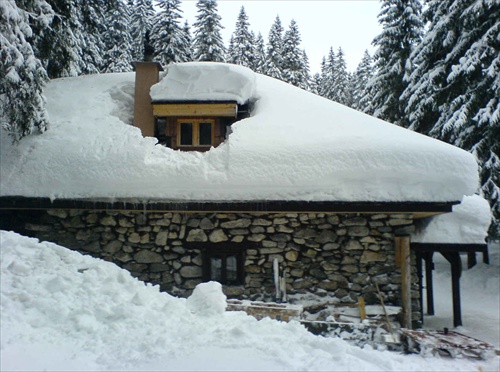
left=152, top=103, right=237, bottom=117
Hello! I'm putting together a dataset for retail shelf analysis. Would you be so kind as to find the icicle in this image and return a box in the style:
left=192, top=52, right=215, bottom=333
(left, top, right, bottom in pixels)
left=281, top=270, right=287, bottom=303
left=273, top=258, right=280, bottom=302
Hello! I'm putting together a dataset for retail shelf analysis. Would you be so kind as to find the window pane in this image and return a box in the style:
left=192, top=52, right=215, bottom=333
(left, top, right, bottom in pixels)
left=157, top=118, right=166, bottom=136
left=180, top=122, right=193, bottom=145
left=199, top=122, right=212, bottom=146
left=226, top=256, right=238, bottom=282
left=210, top=256, right=222, bottom=282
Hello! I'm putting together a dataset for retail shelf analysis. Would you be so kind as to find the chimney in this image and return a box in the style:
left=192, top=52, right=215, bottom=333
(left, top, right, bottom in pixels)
left=133, top=32, right=163, bottom=137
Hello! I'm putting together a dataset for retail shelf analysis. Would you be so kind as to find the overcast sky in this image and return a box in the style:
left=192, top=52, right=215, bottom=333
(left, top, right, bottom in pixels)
left=178, top=0, right=383, bottom=73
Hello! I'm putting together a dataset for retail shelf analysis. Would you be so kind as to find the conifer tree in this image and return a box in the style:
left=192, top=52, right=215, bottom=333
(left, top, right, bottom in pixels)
left=193, top=0, right=225, bottom=62
left=102, top=0, right=134, bottom=72
left=182, top=20, right=193, bottom=62
left=1, top=0, right=50, bottom=141
left=264, top=15, right=284, bottom=79
left=368, top=0, right=423, bottom=126
left=351, top=50, right=374, bottom=113
left=281, top=19, right=308, bottom=89
left=129, top=0, right=155, bottom=61
left=151, top=0, right=190, bottom=65
left=18, top=0, right=75, bottom=78
left=403, top=0, right=500, bottom=237
left=75, top=0, right=108, bottom=74
left=227, top=6, right=254, bottom=67
left=332, top=47, right=350, bottom=105
left=252, top=32, right=267, bottom=74
left=310, top=72, right=322, bottom=95
left=320, top=47, right=336, bottom=100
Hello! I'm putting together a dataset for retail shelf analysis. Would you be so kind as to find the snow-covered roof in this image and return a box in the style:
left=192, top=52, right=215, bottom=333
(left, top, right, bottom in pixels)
left=412, top=195, right=491, bottom=244
left=150, top=62, right=255, bottom=104
left=0, top=63, right=479, bottom=203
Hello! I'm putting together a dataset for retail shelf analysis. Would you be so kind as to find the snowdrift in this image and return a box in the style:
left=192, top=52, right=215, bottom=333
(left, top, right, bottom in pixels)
left=1, top=230, right=498, bottom=371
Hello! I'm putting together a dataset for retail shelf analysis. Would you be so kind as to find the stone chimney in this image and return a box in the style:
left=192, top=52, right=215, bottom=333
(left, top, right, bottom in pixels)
left=133, top=32, right=163, bottom=137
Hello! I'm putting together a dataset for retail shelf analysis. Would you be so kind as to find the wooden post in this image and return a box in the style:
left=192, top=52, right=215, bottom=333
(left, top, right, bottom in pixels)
left=415, top=251, right=424, bottom=325
left=442, top=252, right=462, bottom=327
left=424, top=252, right=435, bottom=315
left=395, top=236, right=412, bottom=329
left=358, top=297, right=366, bottom=321
left=467, top=252, right=477, bottom=269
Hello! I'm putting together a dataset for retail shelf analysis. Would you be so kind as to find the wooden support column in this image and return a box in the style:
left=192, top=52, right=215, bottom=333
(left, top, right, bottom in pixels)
left=467, top=252, right=477, bottom=269
left=441, top=252, right=462, bottom=327
left=424, top=252, right=435, bottom=315
left=415, top=251, right=424, bottom=325
left=395, top=236, right=412, bottom=329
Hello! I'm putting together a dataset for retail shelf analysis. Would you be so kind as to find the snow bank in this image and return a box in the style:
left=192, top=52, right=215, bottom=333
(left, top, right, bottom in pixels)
left=413, top=195, right=491, bottom=244
left=0, top=64, right=479, bottom=202
left=151, top=62, right=256, bottom=104
left=1, top=230, right=498, bottom=371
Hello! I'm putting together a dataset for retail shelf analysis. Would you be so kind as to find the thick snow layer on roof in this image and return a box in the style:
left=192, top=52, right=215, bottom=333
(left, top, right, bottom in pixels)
left=150, top=62, right=256, bottom=104
left=412, top=195, right=491, bottom=244
left=0, top=63, right=479, bottom=202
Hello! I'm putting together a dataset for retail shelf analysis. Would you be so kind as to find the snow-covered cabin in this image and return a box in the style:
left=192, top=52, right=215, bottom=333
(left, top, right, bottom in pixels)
left=0, top=62, right=486, bottom=328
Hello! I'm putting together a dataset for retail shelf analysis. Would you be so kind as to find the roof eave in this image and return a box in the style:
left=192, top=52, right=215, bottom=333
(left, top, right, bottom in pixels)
left=0, top=196, right=458, bottom=217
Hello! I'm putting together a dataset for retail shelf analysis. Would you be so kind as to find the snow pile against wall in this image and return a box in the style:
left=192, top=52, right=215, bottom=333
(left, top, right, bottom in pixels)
left=412, top=195, right=492, bottom=244
left=1, top=230, right=498, bottom=371
left=0, top=63, right=479, bottom=202
left=151, top=62, right=256, bottom=104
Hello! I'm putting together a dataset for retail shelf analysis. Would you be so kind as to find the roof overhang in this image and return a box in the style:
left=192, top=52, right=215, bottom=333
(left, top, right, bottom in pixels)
left=0, top=196, right=458, bottom=217
left=152, top=100, right=238, bottom=117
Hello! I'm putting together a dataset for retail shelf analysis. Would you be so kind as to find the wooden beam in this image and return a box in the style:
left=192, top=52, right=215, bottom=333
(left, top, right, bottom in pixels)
left=395, top=236, right=412, bottom=328
left=153, top=103, right=237, bottom=117
left=0, top=197, right=458, bottom=214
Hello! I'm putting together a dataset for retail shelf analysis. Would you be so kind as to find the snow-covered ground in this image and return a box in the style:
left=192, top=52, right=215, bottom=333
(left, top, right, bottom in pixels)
left=1, top=230, right=498, bottom=371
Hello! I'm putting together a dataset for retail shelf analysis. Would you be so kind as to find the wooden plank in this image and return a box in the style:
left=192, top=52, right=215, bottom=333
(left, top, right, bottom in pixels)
left=153, top=103, right=237, bottom=117
left=358, top=297, right=366, bottom=321
left=424, top=252, right=435, bottom=315
left=395, top=236, right=412, bottom=328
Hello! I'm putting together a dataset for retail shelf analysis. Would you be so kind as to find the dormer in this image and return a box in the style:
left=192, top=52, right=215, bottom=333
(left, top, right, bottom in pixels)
left=151, top=100, right=250, bottom=151
left=147, top=62, right=255, bottom=151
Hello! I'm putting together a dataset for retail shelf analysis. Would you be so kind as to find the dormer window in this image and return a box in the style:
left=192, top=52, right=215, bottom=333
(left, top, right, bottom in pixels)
left=179, top=119, right=214, bottom=147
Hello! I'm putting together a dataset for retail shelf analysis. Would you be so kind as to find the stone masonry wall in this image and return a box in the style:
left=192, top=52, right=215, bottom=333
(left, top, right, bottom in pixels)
left=8, top=209, right=420, bottom=322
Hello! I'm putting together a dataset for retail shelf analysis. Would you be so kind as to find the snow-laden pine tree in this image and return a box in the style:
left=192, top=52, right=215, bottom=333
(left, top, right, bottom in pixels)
left=264, top=15, right=284, bottom=80
left=252, top=32, right=267, bottom=74
left=74, top=0, right=108, bottom=74
left=227, top=6, right=254, bottom=67
left=367, top=0, right=423, bottom=126
left=151, top=0, right=190, bottom=65
left=1, top=0, right=50, bottom=141
left=192, top=0, right=225, bottom=62
left=16, top=0, right=72, bottom=79
left=310, top=72, right=322, bottom=95
left=332, top=47, right=350, bottom=105
left=182, top=20, right=193, bottom=62
left=351, top=50, right=374, bottom=113
left=403, top=0, right=500, bottom=238
left=102, top=0, right=134, bottom=72
left=319, top=47, right=336, bottom=100
left=281, top=19, right=309, bottom=90
left=129, top=0, right=155, bottom=61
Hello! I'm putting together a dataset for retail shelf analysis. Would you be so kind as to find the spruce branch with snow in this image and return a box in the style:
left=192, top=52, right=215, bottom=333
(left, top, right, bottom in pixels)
left=0, top=0, right=50, bottom=141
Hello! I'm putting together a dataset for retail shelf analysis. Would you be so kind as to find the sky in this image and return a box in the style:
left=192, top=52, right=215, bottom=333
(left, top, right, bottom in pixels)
left=178, top=0, right=383, bottom=73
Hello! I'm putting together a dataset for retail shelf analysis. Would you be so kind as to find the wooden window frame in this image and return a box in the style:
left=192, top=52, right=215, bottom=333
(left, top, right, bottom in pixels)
left=201, top=244, right=246, bottom=286
left=177, top=118, right=215, bottom=148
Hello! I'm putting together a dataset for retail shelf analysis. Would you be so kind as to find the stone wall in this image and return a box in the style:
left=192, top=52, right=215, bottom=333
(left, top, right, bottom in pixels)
left=5, top=209, right=420, bottom=322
